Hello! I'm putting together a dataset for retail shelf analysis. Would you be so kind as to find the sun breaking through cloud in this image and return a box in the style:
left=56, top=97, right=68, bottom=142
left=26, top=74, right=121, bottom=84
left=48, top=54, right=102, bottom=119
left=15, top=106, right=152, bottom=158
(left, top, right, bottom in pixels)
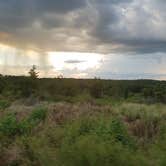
left=0, top=0, right=166, bottom=79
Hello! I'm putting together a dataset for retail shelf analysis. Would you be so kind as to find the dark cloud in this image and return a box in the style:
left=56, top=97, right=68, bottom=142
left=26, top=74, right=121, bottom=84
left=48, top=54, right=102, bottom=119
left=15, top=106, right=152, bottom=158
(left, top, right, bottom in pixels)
left=94, top=0, right=132, bottom=5
left=0, top=0, right=86, bottom=30
left=0, top=0, right=166, bottom=54
left=36, top=0, right=86, bottom=13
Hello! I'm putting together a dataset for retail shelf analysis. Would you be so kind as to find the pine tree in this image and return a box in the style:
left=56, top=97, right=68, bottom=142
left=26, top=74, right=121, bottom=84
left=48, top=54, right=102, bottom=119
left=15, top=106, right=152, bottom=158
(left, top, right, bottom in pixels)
left=28, top=65, right=39, bottom=79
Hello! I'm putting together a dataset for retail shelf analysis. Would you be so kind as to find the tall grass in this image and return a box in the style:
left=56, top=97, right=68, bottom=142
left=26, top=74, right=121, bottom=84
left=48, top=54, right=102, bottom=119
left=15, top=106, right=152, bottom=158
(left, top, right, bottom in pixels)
left=0, top=102, right=165, bottom=166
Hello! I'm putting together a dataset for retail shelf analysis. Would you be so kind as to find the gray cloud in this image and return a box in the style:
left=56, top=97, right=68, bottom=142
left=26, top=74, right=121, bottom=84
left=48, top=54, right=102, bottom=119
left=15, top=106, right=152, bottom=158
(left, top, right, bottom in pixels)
left=0, top=0, right=166, bottom=54
left=36, top=0, right=86, bottom=13
left=65, top=60, right=86, bottom=64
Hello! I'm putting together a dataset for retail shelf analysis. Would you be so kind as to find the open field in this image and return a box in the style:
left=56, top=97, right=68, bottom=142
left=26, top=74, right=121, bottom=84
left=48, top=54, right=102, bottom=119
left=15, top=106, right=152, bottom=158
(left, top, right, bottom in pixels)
left=0, top=76, right=166, bottom=166
left=0, top=101, right=166, bottom=165
left=1, top=0, right=166, bottom=165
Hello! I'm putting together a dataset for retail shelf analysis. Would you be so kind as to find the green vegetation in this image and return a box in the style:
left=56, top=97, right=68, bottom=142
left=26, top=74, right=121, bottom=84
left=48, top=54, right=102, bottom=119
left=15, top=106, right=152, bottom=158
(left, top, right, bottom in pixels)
left=0, top=108, right=47, bottom=137
left=28, top=65, right=39, bottom=79
left=0, top=113, right=20, bottom=137
left=0, top=75, right=165, bottom=103
left=28, top=107, right=47, bottom=124
left=0, top=100, right=10, bottom=110
left=0, top=75, right=165, bottom=165
left=0, top=102, right=165, bottom=166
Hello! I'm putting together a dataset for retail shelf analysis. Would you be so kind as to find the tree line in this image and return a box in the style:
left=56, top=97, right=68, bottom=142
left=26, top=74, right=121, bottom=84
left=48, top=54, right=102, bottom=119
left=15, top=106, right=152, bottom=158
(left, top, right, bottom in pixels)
left=0, top=66, right=165, bottom=103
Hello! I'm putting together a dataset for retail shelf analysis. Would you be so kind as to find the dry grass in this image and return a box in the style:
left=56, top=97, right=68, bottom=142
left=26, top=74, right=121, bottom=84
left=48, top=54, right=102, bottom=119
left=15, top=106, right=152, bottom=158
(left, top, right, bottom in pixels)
left=117, top=103, right=166, bottom=142
left=0, top=100, right=166, bottom=165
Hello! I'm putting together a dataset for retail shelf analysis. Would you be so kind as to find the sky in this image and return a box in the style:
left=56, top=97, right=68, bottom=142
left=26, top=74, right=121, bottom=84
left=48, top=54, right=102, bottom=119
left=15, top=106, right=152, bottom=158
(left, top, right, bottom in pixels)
left=0, top=0, right=166, bottom=79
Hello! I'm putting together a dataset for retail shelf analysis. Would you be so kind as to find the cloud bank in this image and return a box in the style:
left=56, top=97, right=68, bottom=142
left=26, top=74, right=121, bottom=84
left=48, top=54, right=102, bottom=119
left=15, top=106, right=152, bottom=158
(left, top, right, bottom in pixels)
left=0, top=0, right=166, bottom=53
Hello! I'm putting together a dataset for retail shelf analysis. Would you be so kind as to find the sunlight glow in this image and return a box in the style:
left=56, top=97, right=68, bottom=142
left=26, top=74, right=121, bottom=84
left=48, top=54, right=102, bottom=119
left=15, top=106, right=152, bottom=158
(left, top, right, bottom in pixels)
left=48, top=52, right=103, bottom=71
left=0, top=44, right=41, bottom=66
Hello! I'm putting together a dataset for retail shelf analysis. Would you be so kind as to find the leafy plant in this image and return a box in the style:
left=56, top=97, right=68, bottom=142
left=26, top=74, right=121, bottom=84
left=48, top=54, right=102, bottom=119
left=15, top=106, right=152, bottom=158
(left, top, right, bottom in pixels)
left=0, top=114, right=19, bottom=136
left=28, top=107, right=47, bottom=125
left=56, top=118, right=144, bottom=166
left=0, top=100, right=10, bottom=110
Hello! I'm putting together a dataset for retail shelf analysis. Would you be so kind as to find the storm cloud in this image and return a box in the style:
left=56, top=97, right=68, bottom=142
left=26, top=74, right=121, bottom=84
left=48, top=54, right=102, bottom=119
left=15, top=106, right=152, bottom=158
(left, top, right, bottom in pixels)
left=0, top=0, right=166, bottom=53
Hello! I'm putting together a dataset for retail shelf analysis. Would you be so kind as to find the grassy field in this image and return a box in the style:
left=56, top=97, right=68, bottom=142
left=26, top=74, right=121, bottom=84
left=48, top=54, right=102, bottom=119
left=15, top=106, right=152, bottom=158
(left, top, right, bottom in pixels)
left=0, top=98, right=166, bottom=166
left=0, top=76, right=166, bottom=165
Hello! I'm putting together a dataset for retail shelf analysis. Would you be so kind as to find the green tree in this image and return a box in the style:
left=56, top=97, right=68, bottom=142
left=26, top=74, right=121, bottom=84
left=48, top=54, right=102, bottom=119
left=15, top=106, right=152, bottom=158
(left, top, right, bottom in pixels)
left=28, top=65, right=39, bottom=79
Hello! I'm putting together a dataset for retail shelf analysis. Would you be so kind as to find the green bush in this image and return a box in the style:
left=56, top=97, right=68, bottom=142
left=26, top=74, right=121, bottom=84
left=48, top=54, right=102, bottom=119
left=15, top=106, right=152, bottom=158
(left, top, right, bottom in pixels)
left=0, top=114, right=31, bottom=137
left=55, top=118, right=144, bottom=166
left=22, top=107, right=47, bottom=134
left=0, top=114, right=19, bottom=136
left=58, top=135, right=147, bottom=166
left=0, top=108, right=47, bottom=137
left=28, top=107, right=47, bottom=124
left=97, top=119, right=134, bottom=146
left=3, top=107, right=164, bottom=166
left=0, top=100, right=10, bottom=109
left=63, top=118, right=134, bottom=148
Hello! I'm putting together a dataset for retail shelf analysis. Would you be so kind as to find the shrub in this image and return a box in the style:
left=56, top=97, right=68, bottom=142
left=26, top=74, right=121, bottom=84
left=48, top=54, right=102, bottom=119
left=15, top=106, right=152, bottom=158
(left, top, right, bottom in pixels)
left=0, top=100, right=10, bottom=110
left=28, top=108, right=47, bottom=125
left=0, top=114, right=19, bottom=137
left=58, top=135, right=148, bottom=166
left=0, top=114, right=32, bottom=137
left=94, top=118, right=135, bottom=147
left=62, top=117, right=134, bottom=147
left=18, top=108, right=48, bottom=135
left=0, top=108, right=47, bottom=137
left=56, top=118, right=145, bottom=166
